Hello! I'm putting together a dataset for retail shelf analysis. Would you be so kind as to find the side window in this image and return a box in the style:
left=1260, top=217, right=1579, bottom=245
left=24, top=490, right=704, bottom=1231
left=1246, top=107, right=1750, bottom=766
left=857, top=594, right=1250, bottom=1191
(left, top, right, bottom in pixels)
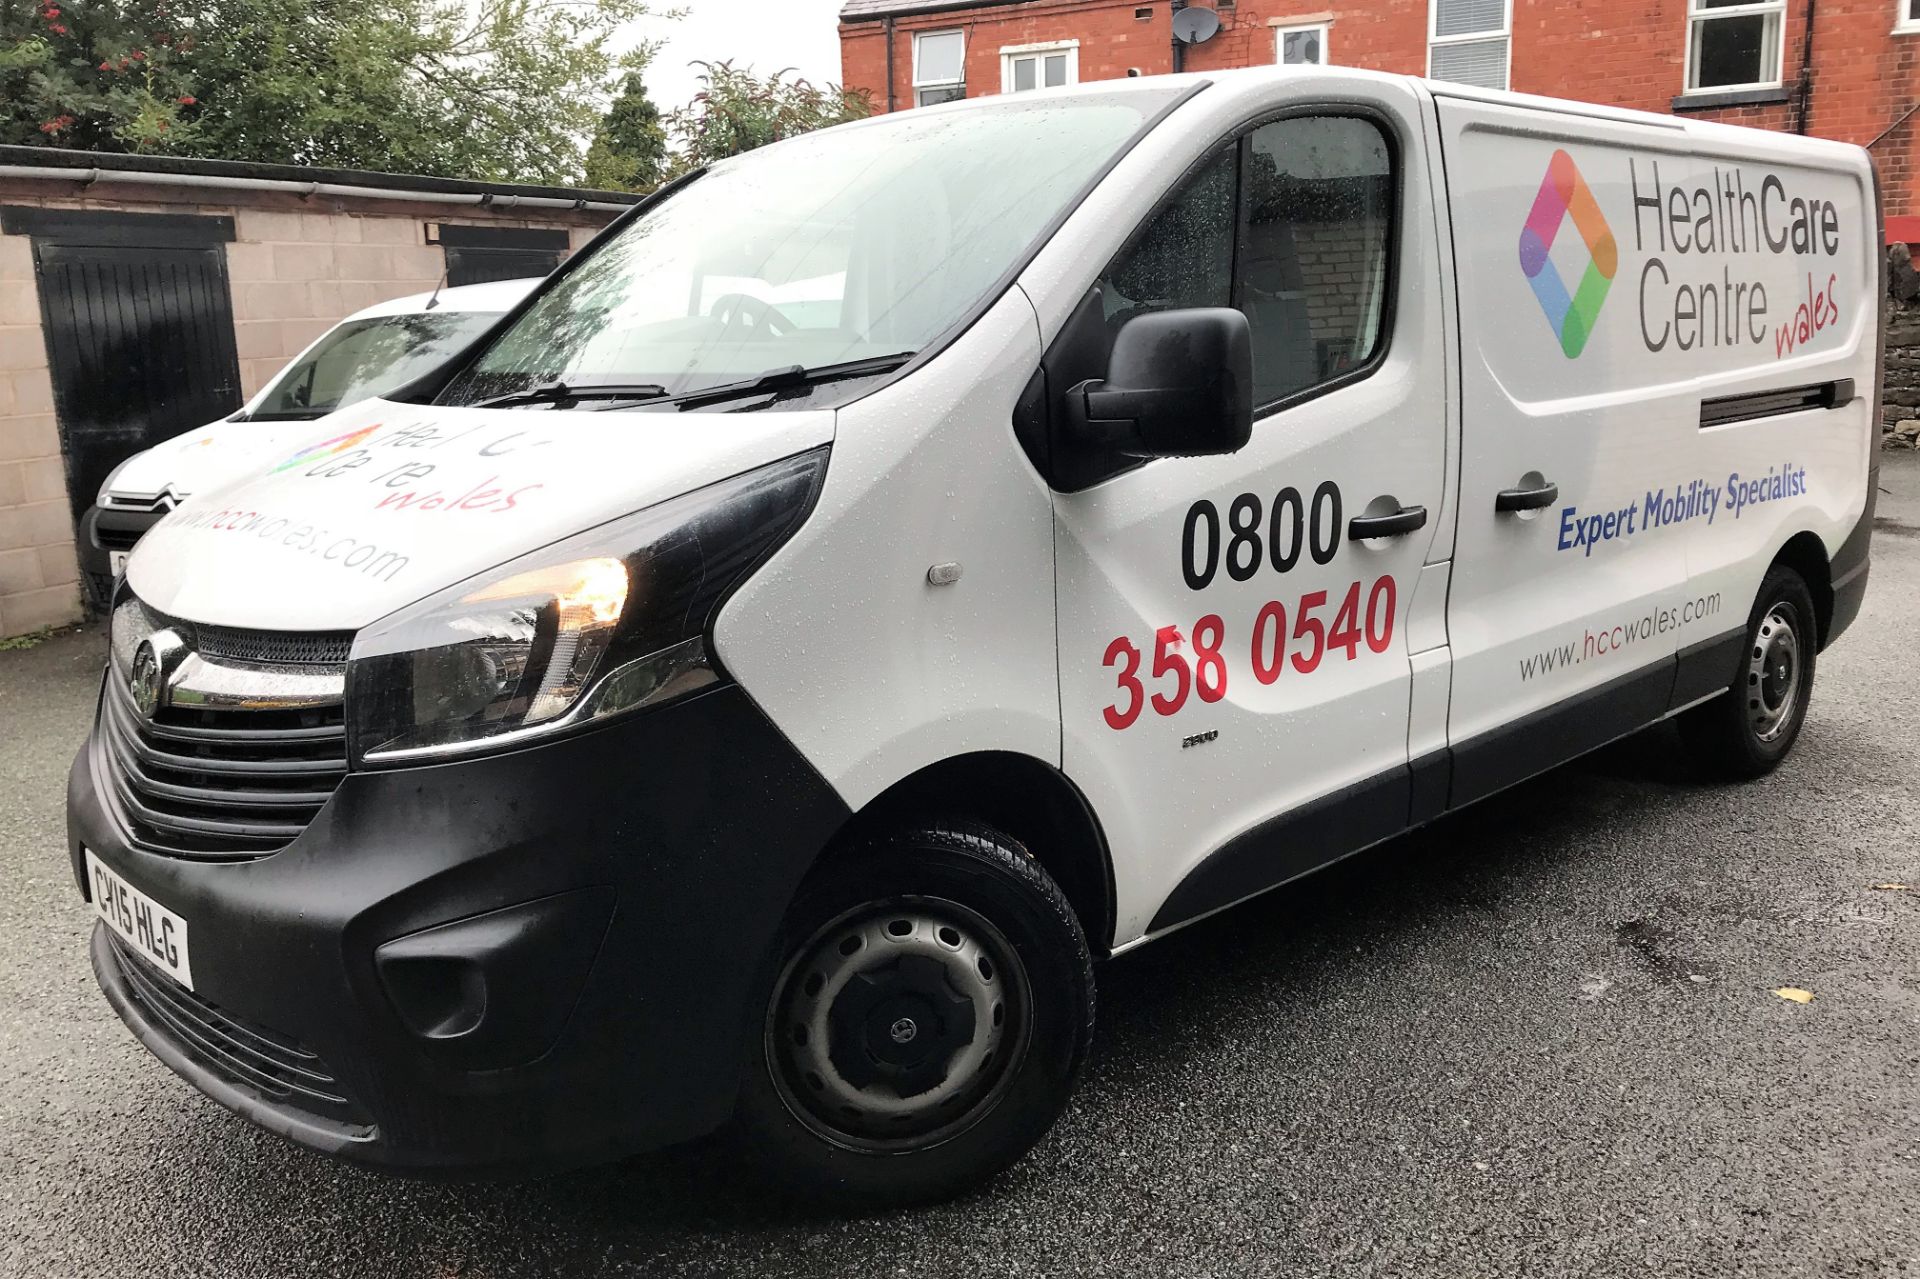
left=1241, top=115, right=1394, bottom=407
left=1095, top=145, right=1236, bottom=335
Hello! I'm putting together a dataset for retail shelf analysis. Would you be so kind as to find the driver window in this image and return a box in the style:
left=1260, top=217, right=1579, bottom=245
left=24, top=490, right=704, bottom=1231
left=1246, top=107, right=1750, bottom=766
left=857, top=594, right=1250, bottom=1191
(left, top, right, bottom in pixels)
left=1092, top=117, right=1394, bottom=412
left=1242, top=115, right=1393, bottom=407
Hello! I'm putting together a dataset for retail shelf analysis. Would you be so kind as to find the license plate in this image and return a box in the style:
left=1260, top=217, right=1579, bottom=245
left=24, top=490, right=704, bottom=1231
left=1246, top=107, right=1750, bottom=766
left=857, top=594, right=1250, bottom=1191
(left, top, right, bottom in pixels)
left=85, top=850, right=193, bottom=990
left=108, top=550, right=130, bottom=577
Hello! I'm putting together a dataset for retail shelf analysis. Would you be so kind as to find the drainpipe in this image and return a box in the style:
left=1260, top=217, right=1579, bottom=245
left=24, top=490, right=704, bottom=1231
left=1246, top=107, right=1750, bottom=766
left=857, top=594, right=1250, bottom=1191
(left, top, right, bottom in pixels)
left=1171, top=0, right=1187, bottom=73
left=885, top=15, right=898, bottom=112
left=1794, top=0, right=1818, bottom=135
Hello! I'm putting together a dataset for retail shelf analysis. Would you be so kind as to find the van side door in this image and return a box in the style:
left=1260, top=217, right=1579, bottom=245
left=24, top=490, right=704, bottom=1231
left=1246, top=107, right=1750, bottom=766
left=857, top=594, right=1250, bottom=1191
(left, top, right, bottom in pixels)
left=1435, top=96, right=1692, bottom=803
left=1053, top=88, right=1453, bottom=943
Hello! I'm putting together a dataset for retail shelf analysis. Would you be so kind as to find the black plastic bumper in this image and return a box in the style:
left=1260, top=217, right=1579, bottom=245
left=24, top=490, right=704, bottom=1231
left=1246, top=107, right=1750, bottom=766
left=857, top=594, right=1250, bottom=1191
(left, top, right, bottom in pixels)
left=1826, top=464, right=1876, bottom=648
left=70, top=684, right=849, bottom=1173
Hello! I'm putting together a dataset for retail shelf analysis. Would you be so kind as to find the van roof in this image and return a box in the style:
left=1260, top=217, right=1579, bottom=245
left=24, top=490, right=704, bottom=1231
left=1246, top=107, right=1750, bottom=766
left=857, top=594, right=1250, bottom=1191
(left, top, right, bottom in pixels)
left=344, top=276, right=542, bottom=322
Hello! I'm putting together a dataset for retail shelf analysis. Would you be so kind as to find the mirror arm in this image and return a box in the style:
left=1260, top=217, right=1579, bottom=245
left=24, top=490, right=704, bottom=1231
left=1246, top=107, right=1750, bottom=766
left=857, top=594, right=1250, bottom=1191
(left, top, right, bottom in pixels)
left=1065, top=381, right=1186, bottom=454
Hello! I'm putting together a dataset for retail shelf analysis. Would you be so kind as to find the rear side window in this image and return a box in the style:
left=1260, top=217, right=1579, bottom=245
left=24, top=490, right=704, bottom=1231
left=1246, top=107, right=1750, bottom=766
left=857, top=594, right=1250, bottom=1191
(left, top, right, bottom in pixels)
left=1091, top=113, right=1397, bottom=414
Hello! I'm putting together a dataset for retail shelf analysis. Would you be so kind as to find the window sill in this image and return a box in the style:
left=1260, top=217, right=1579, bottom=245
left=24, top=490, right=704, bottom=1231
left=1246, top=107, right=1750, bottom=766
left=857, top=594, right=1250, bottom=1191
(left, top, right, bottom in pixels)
left=1671, top=86, right=1792, bottom=111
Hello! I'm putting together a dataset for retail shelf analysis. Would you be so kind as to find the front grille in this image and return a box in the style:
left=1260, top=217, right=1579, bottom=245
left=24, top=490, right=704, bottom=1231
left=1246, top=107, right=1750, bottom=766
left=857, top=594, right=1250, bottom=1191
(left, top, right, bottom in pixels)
left=101, top=596, right=351, bottom=862
left=100, top=685, right=347, bottom=861
left=190, top=623, right=353, bottom=667
left=95, top=525, right=144, bottom=552
left=101, top=492, right=176, bottom=514
left=105, top=932, right=368, bottom=1127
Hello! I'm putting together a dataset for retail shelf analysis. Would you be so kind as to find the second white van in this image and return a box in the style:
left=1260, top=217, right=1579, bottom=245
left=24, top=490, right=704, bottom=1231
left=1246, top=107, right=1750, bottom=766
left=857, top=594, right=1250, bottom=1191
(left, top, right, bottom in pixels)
left=68, top=67, right=1879, bottom=1207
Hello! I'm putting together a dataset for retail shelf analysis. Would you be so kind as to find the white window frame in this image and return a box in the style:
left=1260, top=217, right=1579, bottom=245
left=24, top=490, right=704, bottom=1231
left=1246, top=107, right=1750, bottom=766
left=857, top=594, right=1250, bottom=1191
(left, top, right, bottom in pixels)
left=1897, top=0, right=1920, bottom=34
left=1273, top=21, right=1332, bottom=66
left=1682, top=0, right=1787, bottom=93
left=1426, top=0, right=1513, bottom=91
left=999, top=40, right=1079, bottom=93
left=911, top=29, right=966, bottom=108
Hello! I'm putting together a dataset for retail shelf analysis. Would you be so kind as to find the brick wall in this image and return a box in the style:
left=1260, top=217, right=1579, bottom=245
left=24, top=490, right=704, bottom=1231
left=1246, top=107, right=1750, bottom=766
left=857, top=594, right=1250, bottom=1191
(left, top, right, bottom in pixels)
left=842, top=0, right=1920, bottom=214
left=0, top=186, right=609, bottom=637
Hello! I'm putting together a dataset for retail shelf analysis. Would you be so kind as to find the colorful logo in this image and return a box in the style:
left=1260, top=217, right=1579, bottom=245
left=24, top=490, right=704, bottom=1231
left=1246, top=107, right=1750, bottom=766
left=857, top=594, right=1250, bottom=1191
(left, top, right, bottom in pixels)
left=271, top=424, right=380, bottom=473
left=1519, top=150, right=1617, bottom=359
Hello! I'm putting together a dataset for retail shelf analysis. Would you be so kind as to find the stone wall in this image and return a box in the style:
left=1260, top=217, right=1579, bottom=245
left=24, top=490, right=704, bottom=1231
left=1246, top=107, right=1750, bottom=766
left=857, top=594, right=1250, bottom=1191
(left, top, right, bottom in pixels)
left=1886, top=244, right=1920, bottom=448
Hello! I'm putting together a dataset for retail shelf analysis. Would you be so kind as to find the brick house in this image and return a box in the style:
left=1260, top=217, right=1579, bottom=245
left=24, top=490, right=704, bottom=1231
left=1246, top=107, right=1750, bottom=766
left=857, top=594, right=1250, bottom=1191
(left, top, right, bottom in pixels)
left=0, top=149, right=634, bottom=637
left=839, top=0, right=1920, bottom=227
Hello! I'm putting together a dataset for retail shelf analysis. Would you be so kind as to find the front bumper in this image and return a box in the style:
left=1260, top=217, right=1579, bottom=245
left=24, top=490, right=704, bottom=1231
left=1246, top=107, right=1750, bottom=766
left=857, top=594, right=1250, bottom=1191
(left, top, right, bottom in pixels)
left=69, top=684, right=849, bottom=1173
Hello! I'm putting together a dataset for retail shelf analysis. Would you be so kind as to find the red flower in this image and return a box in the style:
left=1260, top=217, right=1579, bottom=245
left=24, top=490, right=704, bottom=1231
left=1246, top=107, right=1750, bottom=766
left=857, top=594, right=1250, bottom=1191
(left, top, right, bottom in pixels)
left=131, top=49, right=146, bottom=60
left=48, top=22, right=66, bottom=33
left=176, top=95, right=195, bottom=105
left=99, top=61, right=112, bottom=71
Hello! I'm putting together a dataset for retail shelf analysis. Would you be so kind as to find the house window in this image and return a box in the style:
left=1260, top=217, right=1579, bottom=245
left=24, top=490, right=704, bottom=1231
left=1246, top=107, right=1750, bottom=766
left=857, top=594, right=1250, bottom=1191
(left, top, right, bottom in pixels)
left=1686, top=0, right=1785, bottom=90
left=1276, top=22, right=1330, bottom=66
left=1428, top=0, right=1510, bottom=90
left=913, top=30, right=966, bottom=107
left=1896, top=0, right=1920, bottom=31
left=1002, top=42, right=1078, bottom=93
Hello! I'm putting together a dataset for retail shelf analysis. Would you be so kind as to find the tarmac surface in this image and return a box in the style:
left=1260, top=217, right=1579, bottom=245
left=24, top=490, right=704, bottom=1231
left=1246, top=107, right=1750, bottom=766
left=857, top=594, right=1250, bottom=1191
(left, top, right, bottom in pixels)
left=2, top=459, right=1917, bottom=1278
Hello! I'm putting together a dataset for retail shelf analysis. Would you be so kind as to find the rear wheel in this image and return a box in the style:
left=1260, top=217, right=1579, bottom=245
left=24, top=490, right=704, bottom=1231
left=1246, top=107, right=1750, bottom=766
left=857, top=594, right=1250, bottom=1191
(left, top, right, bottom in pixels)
left=1679, top=564, right=1818, bottom=779
left=734, top=824, right=1094, bottom=1207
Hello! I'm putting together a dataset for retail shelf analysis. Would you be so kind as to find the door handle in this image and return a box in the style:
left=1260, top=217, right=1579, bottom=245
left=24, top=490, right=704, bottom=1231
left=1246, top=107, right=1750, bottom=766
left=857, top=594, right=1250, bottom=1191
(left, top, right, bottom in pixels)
left=1495, top=480, right=1559, bottom=512
left=1347, top=504, right=1429, bottom=540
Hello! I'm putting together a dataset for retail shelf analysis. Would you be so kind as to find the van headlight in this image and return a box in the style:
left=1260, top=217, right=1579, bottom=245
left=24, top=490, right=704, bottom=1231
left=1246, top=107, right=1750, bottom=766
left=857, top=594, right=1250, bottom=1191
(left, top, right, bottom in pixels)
left=346, top=448, right=827, bottom=765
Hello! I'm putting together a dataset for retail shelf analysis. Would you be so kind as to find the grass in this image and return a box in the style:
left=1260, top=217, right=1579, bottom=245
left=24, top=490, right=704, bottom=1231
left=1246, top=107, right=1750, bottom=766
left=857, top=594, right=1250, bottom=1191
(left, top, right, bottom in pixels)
left=0, top=627, right=55, bottom=651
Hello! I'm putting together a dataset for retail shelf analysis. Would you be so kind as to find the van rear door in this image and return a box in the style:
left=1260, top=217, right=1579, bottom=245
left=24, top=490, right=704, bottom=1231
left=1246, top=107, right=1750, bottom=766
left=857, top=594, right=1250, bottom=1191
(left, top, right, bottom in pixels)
left=1436, top=95, right=1696, bottom=804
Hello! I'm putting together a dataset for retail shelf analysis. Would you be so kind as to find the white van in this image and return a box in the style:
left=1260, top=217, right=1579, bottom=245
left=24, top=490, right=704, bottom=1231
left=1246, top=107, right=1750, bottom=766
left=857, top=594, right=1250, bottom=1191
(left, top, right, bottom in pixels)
left=70, top=68, right=1879, bottom=1206
left=79, top=279, right=537, bottom=605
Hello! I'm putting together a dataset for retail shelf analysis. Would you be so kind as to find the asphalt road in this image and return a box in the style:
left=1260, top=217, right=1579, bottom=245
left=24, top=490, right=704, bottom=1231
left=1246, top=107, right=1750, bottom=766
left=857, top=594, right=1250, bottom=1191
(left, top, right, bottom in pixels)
left=4, top=464, right=1919, bottom=1279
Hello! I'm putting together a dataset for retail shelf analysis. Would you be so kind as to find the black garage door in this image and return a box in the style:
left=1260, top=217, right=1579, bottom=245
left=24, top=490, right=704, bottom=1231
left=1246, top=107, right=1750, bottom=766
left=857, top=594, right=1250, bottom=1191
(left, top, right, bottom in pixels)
left=2, top=208, right=243, bottom=529
left=435, top=223, right=568, bottom=287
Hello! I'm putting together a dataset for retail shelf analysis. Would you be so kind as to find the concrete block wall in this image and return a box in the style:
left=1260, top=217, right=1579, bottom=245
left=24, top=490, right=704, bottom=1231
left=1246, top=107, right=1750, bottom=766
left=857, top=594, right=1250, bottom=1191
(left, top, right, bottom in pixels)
left=225, top=210, right=449, bottom=399
left=0, top=189, right=615, bottom=638
left=0, top=232, right=72, bottom=637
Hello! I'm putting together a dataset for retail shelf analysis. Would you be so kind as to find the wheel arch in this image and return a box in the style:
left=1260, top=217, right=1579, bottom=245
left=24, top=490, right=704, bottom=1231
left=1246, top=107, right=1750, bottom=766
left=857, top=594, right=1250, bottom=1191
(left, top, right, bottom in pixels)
left=1771, top=530, right=1834, bottom=646
left=825, top=752, right=1117, bottom=957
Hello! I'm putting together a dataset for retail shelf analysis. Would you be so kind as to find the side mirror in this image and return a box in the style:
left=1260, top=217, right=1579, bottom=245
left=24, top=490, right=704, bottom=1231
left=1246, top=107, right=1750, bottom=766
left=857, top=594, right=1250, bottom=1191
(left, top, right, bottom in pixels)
left=1065, top=307, right=1253, bottom=459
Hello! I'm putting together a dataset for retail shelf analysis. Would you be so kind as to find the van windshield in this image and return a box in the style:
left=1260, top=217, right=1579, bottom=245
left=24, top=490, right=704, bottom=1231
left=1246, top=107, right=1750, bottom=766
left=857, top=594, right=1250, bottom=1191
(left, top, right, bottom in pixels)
left=438, top=88, right=1182, bottom=408
left=252, top=311, right=504, bottom=421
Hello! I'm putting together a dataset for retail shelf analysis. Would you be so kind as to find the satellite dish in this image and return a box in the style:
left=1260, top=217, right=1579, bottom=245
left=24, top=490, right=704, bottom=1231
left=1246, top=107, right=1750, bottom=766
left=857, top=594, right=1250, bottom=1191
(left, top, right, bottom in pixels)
left=1171, top=6, right=1221, bottom=44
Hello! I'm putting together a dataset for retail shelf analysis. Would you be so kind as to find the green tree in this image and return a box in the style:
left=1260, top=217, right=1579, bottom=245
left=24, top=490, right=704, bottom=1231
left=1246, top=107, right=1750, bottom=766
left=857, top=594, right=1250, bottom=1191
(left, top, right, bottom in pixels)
left=1, top=0, right=671, bottom=183
left=0, top=0, right=198, bottom=151
left=666, top=60, right=869, bottom=174
left=583, top=68, right=666, bottom=192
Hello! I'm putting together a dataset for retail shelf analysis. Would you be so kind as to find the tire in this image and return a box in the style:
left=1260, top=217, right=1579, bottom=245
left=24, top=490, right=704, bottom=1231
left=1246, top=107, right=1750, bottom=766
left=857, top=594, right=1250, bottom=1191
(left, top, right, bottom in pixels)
left=1679, top=564, right=1818, bottom=780
left=733, top=823, right=1095, bottom=1208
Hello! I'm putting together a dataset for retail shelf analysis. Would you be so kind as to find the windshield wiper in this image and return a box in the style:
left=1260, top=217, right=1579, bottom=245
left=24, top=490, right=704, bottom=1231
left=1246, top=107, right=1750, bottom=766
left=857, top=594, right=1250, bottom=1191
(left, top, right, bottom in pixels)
left=470, top=381, right=670, bottom=410
left=664, top=352, right=918, bottom=411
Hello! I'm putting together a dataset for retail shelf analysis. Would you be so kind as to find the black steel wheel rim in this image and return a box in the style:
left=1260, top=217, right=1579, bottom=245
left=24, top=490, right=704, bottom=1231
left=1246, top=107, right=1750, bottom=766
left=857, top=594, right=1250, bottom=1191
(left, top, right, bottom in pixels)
left=765, top=895, right=1032, bottom=1153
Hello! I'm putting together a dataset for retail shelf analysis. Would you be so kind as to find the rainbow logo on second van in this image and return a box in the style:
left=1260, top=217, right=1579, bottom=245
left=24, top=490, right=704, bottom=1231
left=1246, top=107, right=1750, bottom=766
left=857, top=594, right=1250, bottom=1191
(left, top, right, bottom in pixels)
left=1519, top=150, right=1617, bottom=359
left=271, top=424, right=380, bottom=473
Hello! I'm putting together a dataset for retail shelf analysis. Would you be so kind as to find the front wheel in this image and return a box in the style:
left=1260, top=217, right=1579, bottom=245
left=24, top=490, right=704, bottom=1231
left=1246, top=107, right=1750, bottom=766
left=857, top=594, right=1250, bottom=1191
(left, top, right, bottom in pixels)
left=1679, top=564, right=1818, bottom=779
left=733, top=824, right=1094, bottom=1207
